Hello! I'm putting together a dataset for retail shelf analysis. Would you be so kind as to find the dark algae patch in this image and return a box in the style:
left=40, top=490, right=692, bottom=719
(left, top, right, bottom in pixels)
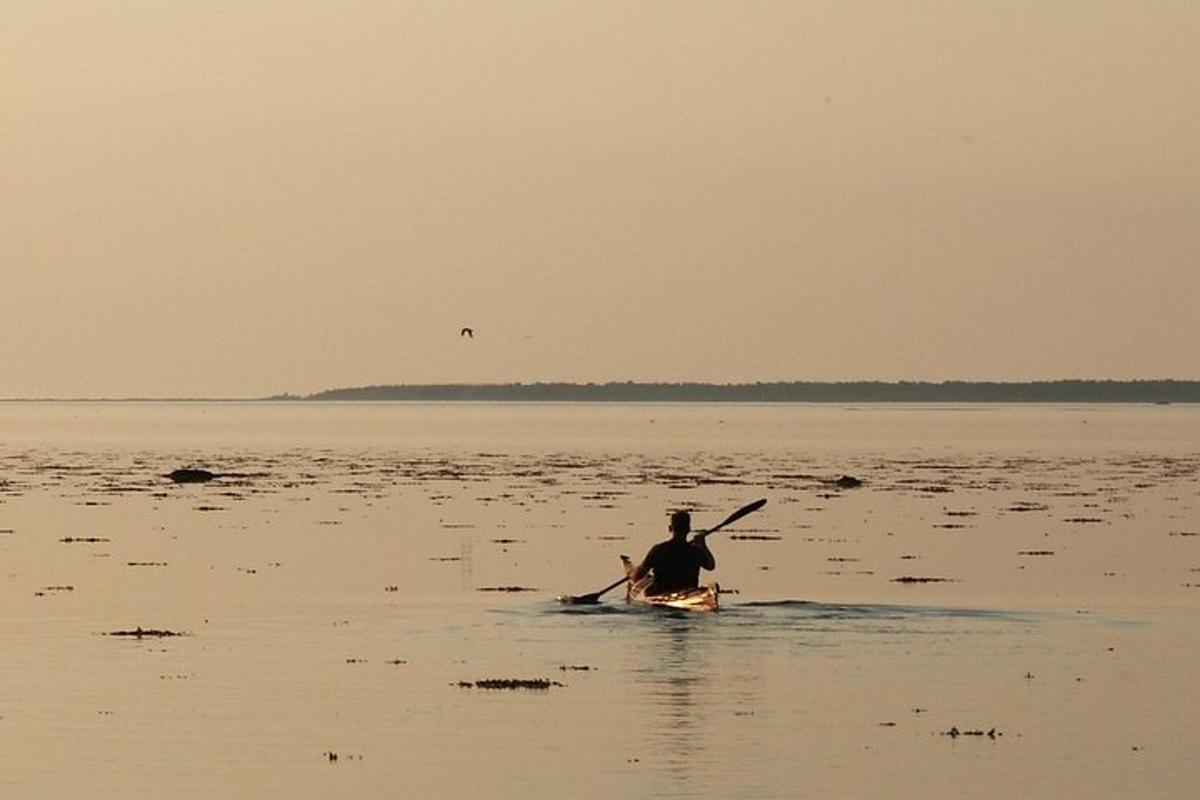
left=943, top=726, right=1001, bottom=739
left=107, top=627, right=186, bottom=638
left=456, top=678, right=564, bottom=690
left=476, top=586, right=538, bottom=593
left=892, top=576, right=956, bottom=584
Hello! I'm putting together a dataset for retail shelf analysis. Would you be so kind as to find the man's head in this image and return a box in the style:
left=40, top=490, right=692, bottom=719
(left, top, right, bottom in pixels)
left=669, top=510, right=691, bottom=539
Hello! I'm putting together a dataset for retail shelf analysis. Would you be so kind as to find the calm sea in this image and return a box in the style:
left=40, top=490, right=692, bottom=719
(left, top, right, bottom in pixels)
left=2, top=402, right=1198, bottom=798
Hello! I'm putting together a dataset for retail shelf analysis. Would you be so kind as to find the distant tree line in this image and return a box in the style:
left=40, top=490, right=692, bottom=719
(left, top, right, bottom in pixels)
left=294, top=380, right=1200, bottom=403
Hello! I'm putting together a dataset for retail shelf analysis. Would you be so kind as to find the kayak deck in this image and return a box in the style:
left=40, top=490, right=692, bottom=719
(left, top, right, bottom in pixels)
left=620, top=556, right=720, bottom=612
left=628, top=581, right=720, bottom=612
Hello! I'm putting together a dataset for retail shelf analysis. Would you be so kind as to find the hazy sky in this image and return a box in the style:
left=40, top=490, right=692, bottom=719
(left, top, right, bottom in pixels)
left=3, top=1, right=1197, bottom=397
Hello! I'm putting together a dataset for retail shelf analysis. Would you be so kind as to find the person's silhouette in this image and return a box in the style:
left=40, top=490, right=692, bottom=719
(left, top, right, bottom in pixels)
left=627, top=510, right=715, bottom=596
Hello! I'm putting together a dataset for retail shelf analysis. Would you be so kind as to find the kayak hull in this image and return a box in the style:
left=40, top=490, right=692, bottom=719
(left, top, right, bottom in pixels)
left=628, top=582, right=720, bottom=612
left=621, top=556, right=719, bottom=612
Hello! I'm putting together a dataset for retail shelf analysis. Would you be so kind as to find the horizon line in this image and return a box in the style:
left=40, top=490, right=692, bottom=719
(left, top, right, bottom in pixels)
left=4, top=378, right=1200, bottom=403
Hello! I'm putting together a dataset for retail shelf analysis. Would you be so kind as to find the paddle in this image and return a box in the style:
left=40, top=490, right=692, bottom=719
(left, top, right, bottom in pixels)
left=557, top=498, right=767, bottom=605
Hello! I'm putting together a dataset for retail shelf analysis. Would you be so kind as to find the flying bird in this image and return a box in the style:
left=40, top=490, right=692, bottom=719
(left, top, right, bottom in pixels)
left=460, top=327, right=474, bottom=338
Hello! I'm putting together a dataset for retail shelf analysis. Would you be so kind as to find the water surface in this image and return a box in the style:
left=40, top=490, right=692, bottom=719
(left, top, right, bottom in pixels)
left=2, top=403, right=1198, bottom=798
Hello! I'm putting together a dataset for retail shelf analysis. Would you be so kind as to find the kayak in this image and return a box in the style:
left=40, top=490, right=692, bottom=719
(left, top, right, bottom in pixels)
left=620, top=556, right=720, bottom=612
left=628, top=581, right=720, bottom=612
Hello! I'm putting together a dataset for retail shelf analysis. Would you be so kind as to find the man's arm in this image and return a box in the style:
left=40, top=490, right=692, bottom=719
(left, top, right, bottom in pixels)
left=629, top=543, right=659, bottom=582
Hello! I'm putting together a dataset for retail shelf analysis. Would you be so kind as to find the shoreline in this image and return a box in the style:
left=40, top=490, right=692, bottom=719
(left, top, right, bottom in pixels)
left=4, top=378, right=1200, bottom=405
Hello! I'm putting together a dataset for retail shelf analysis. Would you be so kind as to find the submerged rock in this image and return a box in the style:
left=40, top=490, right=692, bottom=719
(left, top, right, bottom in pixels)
left=166, top=468, right=218, bottom=484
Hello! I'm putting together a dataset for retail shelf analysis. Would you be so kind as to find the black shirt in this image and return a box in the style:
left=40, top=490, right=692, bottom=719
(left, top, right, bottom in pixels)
left=641, top=538, right=712, bottom=595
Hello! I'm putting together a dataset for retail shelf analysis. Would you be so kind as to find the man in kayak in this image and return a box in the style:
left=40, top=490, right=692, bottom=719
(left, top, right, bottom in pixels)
left=627, top=510, right=715, bottom=596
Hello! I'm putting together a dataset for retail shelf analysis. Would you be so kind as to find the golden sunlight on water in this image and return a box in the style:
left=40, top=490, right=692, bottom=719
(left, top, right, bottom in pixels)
left=1, top=402, right=1198, bottom=798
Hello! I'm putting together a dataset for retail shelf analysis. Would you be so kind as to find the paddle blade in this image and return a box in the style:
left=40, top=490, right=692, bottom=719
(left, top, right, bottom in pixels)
left=557, top=575, right=628, bottom=605
left=556, top=592, right=602, bottom=605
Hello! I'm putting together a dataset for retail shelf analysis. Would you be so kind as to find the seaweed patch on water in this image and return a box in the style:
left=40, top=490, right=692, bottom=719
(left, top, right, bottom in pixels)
left=456, top=678, right=564, bottom=690
left=106, top=627, right=186, bottom=638
left=476, top=586, right=538, bottom=593
left=60, top=536, right=110, bottom=543
left=943, top=726, right=1001, bottom=739
left=891, top=576, right=956, bottom=584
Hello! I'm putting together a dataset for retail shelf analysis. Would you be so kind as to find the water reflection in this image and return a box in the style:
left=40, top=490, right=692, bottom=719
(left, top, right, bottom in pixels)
left=608, top=599, right=1041, bottom=798
left=627, top=612, right=721, bottom=790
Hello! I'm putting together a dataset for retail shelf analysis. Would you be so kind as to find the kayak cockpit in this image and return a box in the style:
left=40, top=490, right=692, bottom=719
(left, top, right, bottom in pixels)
left=620, top=555, right=719, bottom=612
